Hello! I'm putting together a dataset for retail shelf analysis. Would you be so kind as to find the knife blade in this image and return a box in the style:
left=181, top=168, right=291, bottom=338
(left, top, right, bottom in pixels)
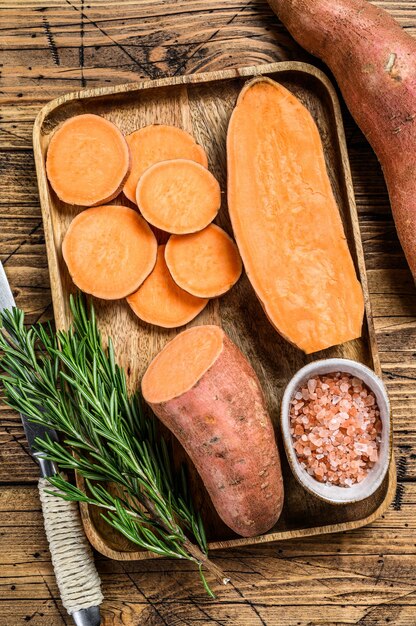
left=0, top=261, right=58, bottom=470
left=0, top=261, right=59, bottom=474
left=0, top=261, right=102, bottom=626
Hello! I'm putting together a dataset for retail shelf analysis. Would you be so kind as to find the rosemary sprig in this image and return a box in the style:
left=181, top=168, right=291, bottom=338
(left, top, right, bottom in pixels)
left=0, top=295, right=228, bottom=595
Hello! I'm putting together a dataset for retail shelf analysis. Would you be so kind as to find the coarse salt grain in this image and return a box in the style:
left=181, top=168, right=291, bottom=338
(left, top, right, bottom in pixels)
left=290, top=372, right=382, bottom=487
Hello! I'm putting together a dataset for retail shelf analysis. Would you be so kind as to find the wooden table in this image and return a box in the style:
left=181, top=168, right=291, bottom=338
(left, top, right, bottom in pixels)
left=1, top=1, right=415, bottom=624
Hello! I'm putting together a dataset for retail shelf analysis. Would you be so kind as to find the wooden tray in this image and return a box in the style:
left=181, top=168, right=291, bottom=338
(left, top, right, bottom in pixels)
left=33, top=61, right=396, bottom=560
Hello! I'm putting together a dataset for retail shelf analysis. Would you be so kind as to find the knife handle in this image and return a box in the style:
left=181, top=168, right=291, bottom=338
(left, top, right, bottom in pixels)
left=38, top=478, right=103, bottom=625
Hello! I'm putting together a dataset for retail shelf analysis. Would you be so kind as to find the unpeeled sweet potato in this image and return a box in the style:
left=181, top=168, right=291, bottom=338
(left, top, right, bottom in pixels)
left=267, top=0, right=416, bottom=278
left=142, top=325, right=284, bottom=537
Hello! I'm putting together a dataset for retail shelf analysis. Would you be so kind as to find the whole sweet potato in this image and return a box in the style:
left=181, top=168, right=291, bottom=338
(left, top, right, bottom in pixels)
left=141, top=325, right=284, bottom=537
left=268, top=0, right=416, bottom=277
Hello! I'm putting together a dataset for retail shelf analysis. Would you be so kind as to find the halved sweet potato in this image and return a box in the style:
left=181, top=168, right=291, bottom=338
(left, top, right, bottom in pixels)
left=227, top=77, right=364, bottom=353
left=142, top=325, right=284, bottom=537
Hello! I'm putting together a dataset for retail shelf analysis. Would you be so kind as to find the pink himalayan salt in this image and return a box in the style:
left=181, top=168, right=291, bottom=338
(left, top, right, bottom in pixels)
left=290, top=372, right=382, bottom=487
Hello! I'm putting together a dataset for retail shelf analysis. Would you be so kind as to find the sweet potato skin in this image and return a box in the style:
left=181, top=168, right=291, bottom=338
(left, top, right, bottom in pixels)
left=144, top=332, right=284, bottom=537
left=267, top=0, right=416, bottom=277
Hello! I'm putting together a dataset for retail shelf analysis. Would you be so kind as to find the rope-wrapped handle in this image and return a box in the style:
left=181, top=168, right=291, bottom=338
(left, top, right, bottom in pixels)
left=38, top=478, right=103, bottom=621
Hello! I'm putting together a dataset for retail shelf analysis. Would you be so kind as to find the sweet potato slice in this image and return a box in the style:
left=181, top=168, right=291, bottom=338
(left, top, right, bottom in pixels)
left=127, top=245, right=208, bottom=328
left=165, top=224, right=242, bottom=298
left=142, top=325, right=284, bottom=537
left=136, top=159, right=221, bottom=234
left=62, top=205, right=157, bottom=300
left=227, top=77, right=364, bottom=354
left=46, top=114, right=130, bottom=206
left=123, top=125, right=208, bottom=203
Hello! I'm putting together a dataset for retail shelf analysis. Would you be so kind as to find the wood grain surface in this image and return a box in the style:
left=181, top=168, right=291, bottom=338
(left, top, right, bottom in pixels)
left=0, top=1, right=415, bottom=624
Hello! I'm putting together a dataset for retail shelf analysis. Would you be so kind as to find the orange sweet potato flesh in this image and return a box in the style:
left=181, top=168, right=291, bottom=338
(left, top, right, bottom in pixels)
left=127, top=245, right=208, bottom=328
left=267, top=0, right=416, bottom=280
left=46, top=114, right=130, bottom=206
left=123, top=125, right=208, bottom=204
left=227, top=77, right=364, bottom=354
left=142, top=325, right=284, bottom=537
left=62, top=205, right=157, bottom=300
left=165, top=224, right=242, bottom=298
left=137, top=159, right=221, bottom=234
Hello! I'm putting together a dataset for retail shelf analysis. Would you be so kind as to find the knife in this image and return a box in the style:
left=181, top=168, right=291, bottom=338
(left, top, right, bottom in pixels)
left=0, top=262, right=103, bottom=626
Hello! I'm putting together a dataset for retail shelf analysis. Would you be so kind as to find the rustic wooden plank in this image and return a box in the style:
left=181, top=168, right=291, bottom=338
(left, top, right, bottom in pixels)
left=0, top=1, right=415, bottom=148
left=9, top=599, right=414, bottom=626
left=0, top=457, right=415, bottom=620
left=0, top=417, right=39, bottom=483
left=0, top=480, right=414, bottom=561
left=4, top=551, right=416, bottom=602
left=1, top=482, right=416, bottom=623
left=2, top=0, right=416, bottom=624
left=0, top=152, right=40, bottom=206
left=2, top=566, right=416, bottom=607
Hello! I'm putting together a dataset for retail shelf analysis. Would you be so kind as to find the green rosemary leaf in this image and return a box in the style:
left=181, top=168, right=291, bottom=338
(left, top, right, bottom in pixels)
left=198, top=564, right=216, bottom=599
left=0, top=294, right=222, bottom=594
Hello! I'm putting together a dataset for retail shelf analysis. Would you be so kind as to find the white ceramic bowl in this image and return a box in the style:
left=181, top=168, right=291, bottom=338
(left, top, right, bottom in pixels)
left=281, top=358, right=391, bottom=504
